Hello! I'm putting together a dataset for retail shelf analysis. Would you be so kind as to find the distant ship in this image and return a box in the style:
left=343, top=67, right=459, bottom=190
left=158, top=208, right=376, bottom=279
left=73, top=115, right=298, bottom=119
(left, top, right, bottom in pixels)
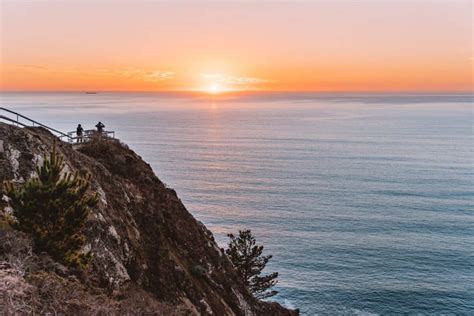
left=85, top=91, right=97, bottom=94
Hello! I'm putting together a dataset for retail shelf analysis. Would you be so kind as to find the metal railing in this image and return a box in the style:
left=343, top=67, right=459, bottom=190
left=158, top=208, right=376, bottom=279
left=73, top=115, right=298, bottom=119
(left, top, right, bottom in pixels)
left=67, top=130, right=115, bottom=143
left=1, top=107, right=72, bottom=141
left=0, top=114, right=30, bottom=128
left=0, top=107, right=115, bottom=144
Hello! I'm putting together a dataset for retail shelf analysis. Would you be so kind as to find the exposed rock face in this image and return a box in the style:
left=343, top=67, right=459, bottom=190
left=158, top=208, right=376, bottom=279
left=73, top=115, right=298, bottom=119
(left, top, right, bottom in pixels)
left=0, top=123, right=296, bottom=315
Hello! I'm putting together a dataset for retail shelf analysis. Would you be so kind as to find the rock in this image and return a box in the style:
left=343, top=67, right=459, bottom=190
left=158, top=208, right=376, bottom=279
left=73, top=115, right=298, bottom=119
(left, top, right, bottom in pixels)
left=0, top=123, right=298, bottom=315
left=190, top=265, right=207, bottom=278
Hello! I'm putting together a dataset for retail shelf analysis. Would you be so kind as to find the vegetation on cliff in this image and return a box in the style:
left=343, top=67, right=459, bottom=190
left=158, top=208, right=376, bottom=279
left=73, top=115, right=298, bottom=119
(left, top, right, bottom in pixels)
left=226, top=230, right=279, bottom=299
left=3, top=145, right=97, bottom=269
left=0, top=124, right=297, bottom=315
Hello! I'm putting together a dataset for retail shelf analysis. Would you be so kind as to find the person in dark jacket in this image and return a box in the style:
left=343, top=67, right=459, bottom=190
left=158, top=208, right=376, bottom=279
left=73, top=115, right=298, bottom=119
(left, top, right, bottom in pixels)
left=76, top=124, right=84, bottom=143
left=95, top=121, right=105, bottom=133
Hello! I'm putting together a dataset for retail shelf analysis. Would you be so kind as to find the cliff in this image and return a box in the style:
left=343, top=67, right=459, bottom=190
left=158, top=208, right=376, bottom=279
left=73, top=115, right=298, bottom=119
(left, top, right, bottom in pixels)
left=0, top=123, right=296, bottom=315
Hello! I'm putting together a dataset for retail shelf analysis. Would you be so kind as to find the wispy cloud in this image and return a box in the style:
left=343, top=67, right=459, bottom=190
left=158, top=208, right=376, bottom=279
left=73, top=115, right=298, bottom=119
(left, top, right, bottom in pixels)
left=146, top=70, right=175, bottom=81
left=14, top=64, right=90, bottom=75
left=14, top=65, right=175, bottom=82
left=18, top=64, right=48, bottom=70
left=110, top=67, right=175, bottom=82
left=200, top=73, right=270, bottom=86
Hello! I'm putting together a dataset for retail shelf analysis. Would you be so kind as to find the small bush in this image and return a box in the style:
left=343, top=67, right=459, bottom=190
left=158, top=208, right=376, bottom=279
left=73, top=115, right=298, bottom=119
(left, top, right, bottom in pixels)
left=3, top=146, right=98, bottom=269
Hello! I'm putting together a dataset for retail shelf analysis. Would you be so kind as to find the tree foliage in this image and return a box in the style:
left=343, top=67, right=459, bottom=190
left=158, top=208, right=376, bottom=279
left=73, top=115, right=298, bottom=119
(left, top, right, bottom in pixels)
left=226, top=230, right=278, bottom=299
left=3, top=145, right=98, bottom=269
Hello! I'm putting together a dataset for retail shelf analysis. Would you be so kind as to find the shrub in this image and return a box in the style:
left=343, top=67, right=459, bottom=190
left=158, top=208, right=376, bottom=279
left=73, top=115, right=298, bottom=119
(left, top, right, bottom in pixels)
left=3, top=145, right=98, bottom=269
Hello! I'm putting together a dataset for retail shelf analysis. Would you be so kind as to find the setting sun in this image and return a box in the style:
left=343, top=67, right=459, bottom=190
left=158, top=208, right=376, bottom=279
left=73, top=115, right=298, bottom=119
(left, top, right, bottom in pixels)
left=208, top=83, right=221, bottom=94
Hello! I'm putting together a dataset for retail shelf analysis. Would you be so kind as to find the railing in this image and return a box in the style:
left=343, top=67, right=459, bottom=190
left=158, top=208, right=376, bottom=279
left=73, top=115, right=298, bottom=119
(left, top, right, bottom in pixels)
left=0, top=107, right=115, bottom=144
left=67, top=130, right=115, bottom=143
left=0, top=114, right=30, bottom=128
left=0, top=107, right=72, bottom=141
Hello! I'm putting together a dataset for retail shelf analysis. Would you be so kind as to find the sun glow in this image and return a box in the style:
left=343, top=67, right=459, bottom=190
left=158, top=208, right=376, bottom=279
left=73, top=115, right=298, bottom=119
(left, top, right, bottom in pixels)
left=1, top=2, right=471, bottom=92
left=208, top=83, right=222, bottom=94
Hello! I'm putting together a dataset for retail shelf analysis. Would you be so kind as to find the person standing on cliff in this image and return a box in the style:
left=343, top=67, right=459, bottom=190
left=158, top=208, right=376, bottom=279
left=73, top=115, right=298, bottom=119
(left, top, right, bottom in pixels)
left=95, top=121, right=105, bottom=134
left=76, top=124, right=84, bottom=143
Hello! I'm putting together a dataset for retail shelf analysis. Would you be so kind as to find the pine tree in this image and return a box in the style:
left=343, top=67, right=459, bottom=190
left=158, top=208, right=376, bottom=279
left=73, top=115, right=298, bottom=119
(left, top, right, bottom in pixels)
left=226, top=230, right=278, bottom=299
left=3, top=145, right=98, bottom=269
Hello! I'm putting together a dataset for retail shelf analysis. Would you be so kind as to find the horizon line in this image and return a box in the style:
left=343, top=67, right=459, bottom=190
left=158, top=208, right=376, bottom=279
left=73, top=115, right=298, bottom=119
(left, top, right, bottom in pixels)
left=1, top=90, right=473, bottom=95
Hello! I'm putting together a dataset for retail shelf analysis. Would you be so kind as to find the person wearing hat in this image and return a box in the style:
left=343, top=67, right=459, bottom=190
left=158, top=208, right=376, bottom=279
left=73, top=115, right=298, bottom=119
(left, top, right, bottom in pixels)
left=95, top=121, right=105, bottom=134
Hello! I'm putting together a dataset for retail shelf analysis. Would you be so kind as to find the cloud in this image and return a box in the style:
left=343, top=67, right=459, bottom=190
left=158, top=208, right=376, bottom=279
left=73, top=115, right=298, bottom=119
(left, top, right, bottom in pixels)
left=111, top=68, right=175, bottom=82
left=14, top=64, right=90, bottom=75
left=146, top=70, right=175, bottom=81
left=12, top=65, right=175, bottom=82
left=200, top=73, right=270, bottom=86
left=18, top=64, right=48, bottom=70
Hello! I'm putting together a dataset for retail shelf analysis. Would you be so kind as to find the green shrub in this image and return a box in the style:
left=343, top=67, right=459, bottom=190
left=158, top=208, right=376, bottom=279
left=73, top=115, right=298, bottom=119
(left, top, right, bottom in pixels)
left=3, top=145, right=98, bottom=269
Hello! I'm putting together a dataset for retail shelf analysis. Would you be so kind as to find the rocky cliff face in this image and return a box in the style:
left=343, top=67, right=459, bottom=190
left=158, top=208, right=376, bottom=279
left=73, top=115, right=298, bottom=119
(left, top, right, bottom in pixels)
left=0, top=123, right=296, bottom=315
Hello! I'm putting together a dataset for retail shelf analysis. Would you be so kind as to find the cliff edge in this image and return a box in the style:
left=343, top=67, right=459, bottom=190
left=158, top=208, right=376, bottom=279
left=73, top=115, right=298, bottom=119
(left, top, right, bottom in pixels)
left=0, top=123, right=296, bottom=315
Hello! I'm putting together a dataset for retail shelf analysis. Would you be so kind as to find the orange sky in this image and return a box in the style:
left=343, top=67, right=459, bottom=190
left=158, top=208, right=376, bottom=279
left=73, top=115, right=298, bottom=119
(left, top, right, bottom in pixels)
left=0, top=0, right=472, bottom=92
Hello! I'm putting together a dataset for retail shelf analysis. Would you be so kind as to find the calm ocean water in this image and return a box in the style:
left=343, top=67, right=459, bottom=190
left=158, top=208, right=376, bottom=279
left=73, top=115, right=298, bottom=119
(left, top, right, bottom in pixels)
left=1, top=92, right=473, bottom=315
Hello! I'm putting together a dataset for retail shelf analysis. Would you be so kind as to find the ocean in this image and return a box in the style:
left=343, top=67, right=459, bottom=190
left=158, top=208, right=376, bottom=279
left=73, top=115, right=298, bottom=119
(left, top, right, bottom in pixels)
left=1, top=92, right=473, bottom=315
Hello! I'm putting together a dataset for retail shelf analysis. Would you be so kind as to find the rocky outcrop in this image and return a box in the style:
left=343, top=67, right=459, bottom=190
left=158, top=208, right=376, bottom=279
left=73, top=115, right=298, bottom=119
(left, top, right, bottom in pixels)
left=0, top=123, right=296, bottom=315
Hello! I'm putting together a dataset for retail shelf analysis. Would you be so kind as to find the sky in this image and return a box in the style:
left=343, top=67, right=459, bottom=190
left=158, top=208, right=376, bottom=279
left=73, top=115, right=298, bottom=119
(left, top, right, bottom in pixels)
left=0, top=0, right=472, bottom=92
